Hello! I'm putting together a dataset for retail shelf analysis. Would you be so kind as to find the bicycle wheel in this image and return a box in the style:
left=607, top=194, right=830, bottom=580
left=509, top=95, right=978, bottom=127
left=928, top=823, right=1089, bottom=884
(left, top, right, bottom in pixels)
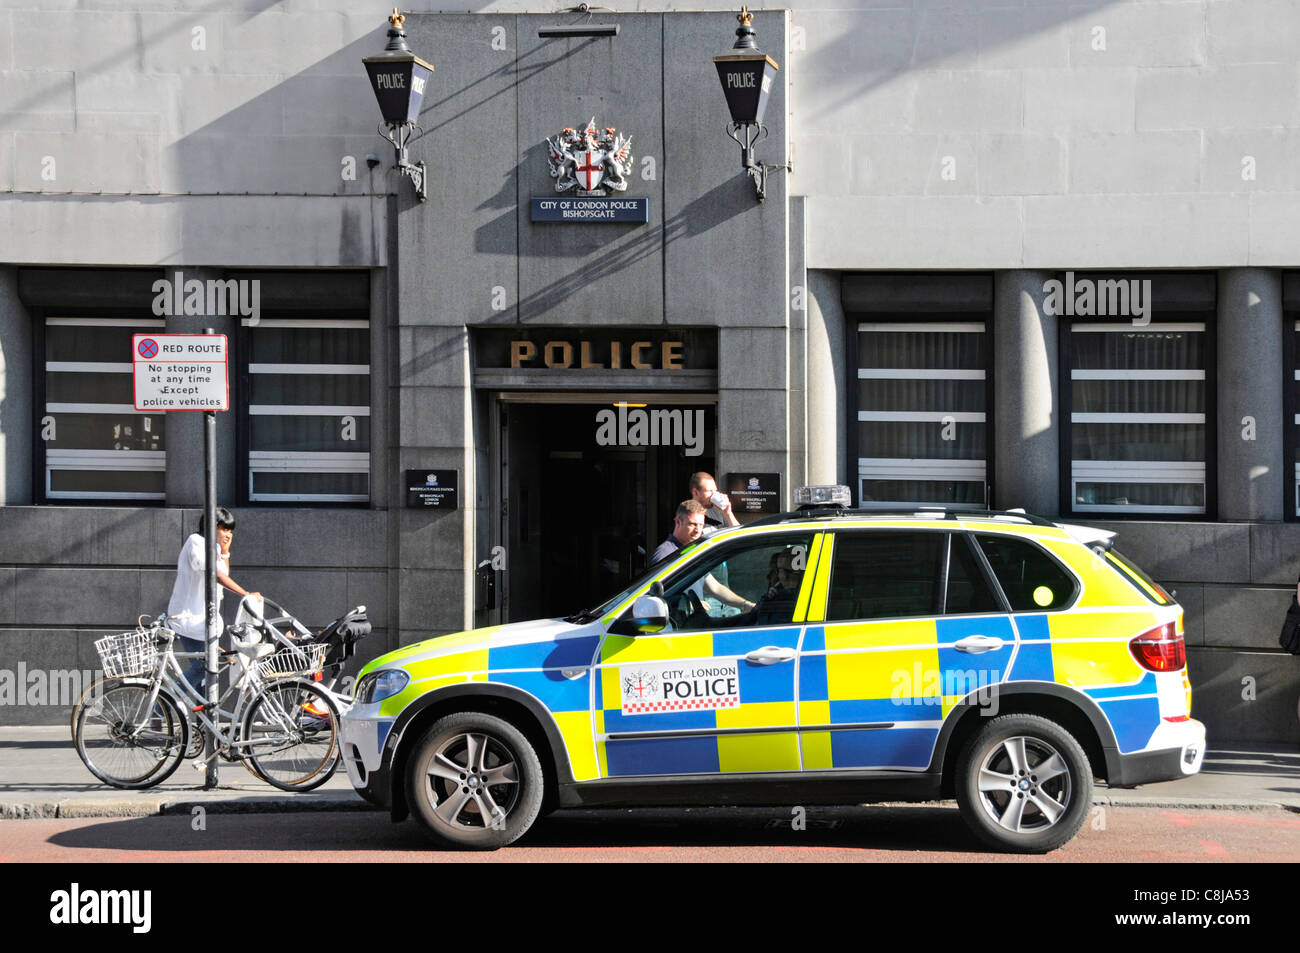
left=73, top=680, right=188, bottom=789
left=70, top=674, right=121, bottom=747
left=240, top=680, right=339, bottom=792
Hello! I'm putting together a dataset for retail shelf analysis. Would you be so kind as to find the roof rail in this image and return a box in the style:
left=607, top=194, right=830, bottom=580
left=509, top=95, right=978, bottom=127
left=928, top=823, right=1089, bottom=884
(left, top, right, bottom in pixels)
left=744, top=505, right=1061, bottom=529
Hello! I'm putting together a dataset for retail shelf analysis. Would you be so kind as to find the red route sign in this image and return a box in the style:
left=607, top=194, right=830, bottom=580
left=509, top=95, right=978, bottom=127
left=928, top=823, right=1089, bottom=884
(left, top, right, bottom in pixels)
left=132, top=333, right=229, bottom=412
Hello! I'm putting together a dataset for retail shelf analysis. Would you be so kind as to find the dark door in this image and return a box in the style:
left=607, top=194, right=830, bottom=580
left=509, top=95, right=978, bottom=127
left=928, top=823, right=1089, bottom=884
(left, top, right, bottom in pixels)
left=500, top=400, right=716, bottom=621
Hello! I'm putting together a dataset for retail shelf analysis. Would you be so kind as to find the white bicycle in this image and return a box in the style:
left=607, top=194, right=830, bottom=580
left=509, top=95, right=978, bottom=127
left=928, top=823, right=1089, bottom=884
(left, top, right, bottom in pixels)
left=72, top=614, right=340, bottom=792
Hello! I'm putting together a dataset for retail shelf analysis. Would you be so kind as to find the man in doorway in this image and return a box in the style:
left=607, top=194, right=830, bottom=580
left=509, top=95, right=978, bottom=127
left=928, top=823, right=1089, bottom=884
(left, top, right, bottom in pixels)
left=651, top=500, right=753, bottom=611
left=689, top=471, right=739, bottom=537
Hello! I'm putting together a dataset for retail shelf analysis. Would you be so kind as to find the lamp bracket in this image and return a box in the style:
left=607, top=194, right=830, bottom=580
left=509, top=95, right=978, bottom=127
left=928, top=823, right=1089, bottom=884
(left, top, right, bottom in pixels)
left=725, top=121, right=785, bottom=203
left=376, top=120, right=429, bottom=202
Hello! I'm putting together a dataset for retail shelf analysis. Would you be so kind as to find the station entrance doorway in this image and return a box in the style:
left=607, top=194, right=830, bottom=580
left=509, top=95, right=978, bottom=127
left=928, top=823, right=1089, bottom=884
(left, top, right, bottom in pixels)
left=494, top=394, right=717, bottom=623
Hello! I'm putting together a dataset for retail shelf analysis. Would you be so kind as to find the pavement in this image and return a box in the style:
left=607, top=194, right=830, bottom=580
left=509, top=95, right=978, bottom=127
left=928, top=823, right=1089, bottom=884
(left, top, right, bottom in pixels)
left=1, top=725, right=1298, bottom=821
left=0, top=725, right=367, bottom=819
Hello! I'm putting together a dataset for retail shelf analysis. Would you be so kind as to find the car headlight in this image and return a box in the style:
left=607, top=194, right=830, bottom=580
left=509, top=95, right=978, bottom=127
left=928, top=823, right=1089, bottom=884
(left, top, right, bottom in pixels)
left=355, top=669, right=410, bottom=705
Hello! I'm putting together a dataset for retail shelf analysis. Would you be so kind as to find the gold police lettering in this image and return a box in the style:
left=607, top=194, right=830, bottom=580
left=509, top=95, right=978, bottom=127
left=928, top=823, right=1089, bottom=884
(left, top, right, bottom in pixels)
left=509, top=339, right=685, bottom=370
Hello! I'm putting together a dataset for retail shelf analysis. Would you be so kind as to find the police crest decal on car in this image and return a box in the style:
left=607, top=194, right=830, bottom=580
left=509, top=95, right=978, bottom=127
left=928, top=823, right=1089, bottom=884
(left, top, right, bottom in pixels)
left=620, top=661, right=741, bottom=714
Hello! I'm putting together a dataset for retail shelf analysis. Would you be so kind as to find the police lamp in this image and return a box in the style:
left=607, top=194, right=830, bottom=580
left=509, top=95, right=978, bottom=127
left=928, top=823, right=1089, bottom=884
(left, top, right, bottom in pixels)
left=713, top=6, right=780, bottom=202
left=363, top=8, right=434, bottom=202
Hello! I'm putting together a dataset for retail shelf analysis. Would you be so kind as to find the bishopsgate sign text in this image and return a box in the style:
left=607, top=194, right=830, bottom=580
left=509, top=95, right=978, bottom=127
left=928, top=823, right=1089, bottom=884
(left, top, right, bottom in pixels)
left=531, top=197, right=649, bottom=223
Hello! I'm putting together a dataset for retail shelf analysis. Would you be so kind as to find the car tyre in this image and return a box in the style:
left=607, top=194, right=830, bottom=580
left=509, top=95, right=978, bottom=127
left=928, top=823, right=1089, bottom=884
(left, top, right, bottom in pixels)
left=955, top=713, right=1092, bottom=854
left=406, top=711, right=544, bottom=851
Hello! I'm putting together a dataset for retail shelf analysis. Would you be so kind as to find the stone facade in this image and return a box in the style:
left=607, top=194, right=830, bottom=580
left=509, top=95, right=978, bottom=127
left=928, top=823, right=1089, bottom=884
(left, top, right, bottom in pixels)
left=1, top=4, right=1298, bottom=741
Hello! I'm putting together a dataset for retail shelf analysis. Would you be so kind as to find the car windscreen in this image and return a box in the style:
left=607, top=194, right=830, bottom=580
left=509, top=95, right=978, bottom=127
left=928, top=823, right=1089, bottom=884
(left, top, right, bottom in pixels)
left=564, top=541, right=704, bottom=624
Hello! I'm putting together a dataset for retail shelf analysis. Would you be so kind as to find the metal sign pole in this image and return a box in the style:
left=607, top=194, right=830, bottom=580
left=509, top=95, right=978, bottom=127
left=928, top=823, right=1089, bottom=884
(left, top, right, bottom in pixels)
left=131, top=325, right=228, bottom=789
left=203, top=327, right=219, bottom=789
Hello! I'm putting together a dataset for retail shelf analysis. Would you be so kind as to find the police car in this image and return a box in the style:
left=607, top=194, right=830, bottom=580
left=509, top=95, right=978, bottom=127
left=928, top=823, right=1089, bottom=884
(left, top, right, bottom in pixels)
left=342, top=487, right=1205, bottom=852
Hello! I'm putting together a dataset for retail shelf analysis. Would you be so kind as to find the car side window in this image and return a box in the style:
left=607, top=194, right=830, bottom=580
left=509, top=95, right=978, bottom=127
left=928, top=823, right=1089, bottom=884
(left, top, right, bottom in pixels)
left=947, top=535, right=1003, bottom=614
left=826, top=531, right=945, bottom=621
left=974, top=534, right=1077, bottom=611
left=660, top=533, right=815, bottom=632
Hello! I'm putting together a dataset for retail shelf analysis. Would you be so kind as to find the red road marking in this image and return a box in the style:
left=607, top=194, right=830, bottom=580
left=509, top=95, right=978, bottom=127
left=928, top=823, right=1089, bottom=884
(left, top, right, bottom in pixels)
left=1161, top=811, right=1300, bottom=829
left=1199, top=840, right=1228, bottom=857
left=770, top=845, right=892, bottom=855
left=1198, top=814, right=1300, bottom=828
left=121, top=851, right=237, bottom=860
left=555, top=846, right=675, bottom=853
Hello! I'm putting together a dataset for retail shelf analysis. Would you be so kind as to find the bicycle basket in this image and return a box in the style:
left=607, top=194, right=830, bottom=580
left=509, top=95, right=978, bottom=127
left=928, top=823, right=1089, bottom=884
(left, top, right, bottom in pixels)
left=94, top=630, right=158, bottom=678
left=255, top=643, right=328, bottom=680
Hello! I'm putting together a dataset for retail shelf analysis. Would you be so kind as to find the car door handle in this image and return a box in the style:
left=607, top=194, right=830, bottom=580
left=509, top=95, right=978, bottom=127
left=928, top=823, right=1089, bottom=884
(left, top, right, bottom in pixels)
left=745, top=646, right=796, bottom=665
left=954, top=635, right=1004, bottom=654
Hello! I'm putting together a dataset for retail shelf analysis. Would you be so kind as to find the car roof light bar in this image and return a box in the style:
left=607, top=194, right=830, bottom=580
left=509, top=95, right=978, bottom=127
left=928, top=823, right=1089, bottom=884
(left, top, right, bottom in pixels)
left=793, top=484, right=852, bottom=508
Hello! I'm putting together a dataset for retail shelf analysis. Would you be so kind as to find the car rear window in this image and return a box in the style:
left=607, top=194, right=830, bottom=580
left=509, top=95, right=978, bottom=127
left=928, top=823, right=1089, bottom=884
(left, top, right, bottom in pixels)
left=974, top=534, right=1077, bottom=611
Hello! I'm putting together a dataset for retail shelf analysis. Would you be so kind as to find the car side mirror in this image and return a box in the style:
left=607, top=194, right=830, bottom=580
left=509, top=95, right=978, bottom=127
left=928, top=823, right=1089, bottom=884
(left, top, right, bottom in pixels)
left=630, top=594, right=670, bottom=634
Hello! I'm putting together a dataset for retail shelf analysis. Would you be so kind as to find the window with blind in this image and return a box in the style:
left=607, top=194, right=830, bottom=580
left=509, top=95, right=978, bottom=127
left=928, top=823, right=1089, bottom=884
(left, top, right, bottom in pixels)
left=856, top=321, right=989, bottom=507
left=42, top=317, right=166, bottom=500
left=1292, top=320, right=1300, bottom=517
left=1068, top=322, right=1208, bottom=515
left=244, top=318, right=370, bottom=503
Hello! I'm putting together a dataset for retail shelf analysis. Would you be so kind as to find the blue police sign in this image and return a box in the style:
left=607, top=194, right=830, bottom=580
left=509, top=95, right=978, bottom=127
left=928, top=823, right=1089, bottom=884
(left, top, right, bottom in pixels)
left=530, top=197, right=650, bottom=224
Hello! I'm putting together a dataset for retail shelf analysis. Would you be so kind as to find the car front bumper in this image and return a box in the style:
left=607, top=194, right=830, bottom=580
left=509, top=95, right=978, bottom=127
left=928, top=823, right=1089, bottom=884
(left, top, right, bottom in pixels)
left=340, top=705, right=397, bottom=805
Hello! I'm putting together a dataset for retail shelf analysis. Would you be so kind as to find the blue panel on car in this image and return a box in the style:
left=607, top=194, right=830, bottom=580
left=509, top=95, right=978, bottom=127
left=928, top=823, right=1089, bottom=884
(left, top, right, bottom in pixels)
left=829, top=727, right=937, bottom=769
left=605, top=735, right=721, bottom=777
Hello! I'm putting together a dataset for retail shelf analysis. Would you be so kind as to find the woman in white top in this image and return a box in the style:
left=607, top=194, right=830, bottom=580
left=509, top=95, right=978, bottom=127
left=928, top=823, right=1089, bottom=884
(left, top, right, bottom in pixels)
left=167, top=507, right=259, bottom=688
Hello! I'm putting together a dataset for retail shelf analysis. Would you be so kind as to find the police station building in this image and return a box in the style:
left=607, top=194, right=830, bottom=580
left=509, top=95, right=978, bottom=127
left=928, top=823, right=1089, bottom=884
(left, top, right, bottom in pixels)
left=0, top=2, right=1297, bottom=742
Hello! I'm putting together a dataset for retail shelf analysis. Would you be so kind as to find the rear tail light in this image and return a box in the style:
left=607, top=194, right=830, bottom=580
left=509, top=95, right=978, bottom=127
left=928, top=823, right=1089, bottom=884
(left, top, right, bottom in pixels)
left=1130, top=622, right=1186, bottom=672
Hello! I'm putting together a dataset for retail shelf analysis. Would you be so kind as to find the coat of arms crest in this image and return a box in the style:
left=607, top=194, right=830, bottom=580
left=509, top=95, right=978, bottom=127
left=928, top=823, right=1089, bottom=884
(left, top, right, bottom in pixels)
left=546, top=118, right=633, bottom=196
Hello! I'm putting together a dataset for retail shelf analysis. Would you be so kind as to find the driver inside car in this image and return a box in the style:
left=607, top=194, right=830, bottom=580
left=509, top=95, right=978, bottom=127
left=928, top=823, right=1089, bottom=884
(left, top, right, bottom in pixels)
left=753, top=549, right=803, bottom=626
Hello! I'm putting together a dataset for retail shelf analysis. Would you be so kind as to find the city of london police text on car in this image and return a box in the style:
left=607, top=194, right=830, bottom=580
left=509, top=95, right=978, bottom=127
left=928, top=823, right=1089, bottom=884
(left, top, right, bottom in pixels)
left=342, top=486, right=1204, bottom=853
